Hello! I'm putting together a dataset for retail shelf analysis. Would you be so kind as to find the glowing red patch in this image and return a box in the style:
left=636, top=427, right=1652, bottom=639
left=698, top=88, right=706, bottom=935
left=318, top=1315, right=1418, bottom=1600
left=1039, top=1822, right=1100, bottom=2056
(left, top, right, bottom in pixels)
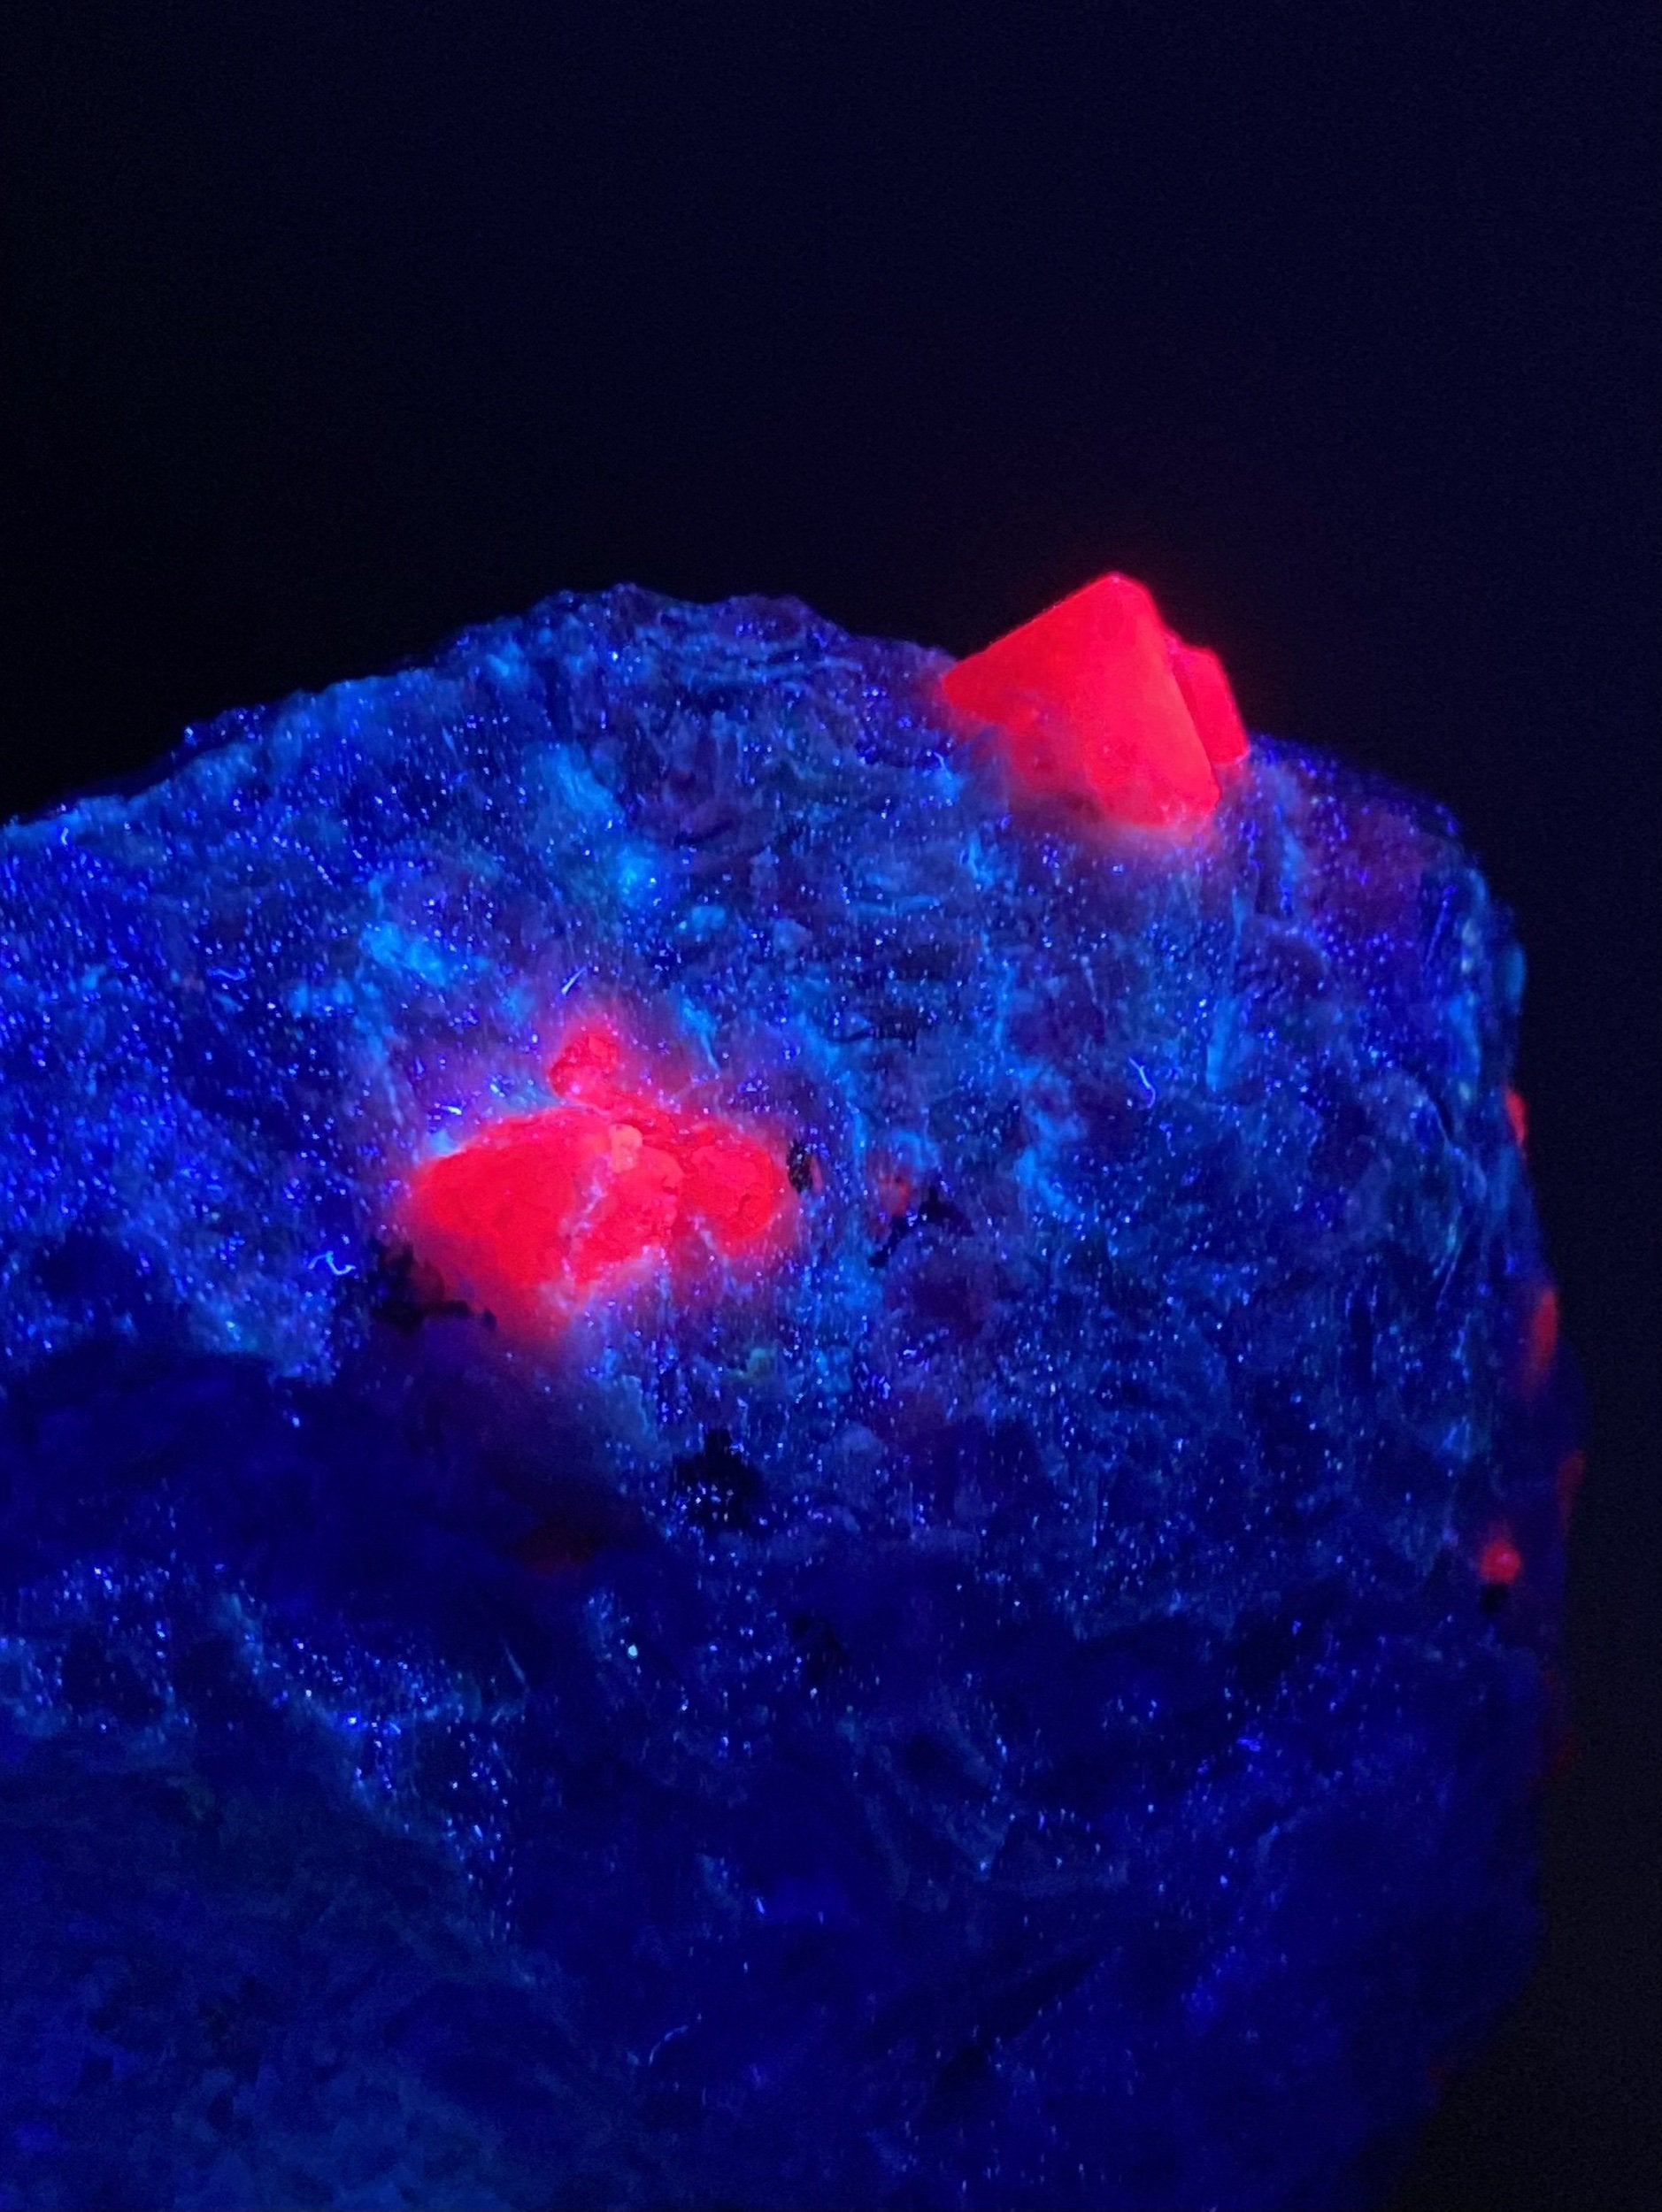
left=1478, top=1530, right=1524, bottom=1586
left=401, top=1013, right=796, bottom=1336
left=938, top=572, right=1250, bottom=829
left=873, top=1164, right=916, bottom=1219
left=1522, top=1283, right=1560, bottom=1400
left=1504, top=1087, right=1529, bottom=1148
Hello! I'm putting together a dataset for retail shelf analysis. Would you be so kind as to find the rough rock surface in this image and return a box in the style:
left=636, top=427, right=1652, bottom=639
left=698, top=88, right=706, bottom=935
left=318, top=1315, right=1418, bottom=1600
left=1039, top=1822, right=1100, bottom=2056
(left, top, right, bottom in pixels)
left=0, top=586, right=1569, bottom=2209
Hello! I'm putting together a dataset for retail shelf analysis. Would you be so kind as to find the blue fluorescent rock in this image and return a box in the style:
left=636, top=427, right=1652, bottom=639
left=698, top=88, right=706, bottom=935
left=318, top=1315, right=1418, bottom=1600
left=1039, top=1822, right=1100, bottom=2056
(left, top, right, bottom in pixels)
left=0, top=587, right=1569, bottom=2210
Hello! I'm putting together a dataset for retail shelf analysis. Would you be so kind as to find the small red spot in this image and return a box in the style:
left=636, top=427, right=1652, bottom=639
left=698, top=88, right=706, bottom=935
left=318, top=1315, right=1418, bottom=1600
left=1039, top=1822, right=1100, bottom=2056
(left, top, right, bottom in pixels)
left=939, top=572, right=1250, bottom=831
left=1504, top=1088, right=1528, bottom=1149
left=401, top=1011, right=797, bottom=1339
left=1478, top=1530, right=1524, bottom=1586
left=506, top=1477, right=648, bottom=1582
left=548, top=1019, right=627, bottom=1103
left=511, top=1516, right=605, bottom=1581
left=1556, top=1448, right=1586, bottom=1532
left=873, top=1165, right=915, bottom=1219
left=1523, top=1284, right=1560, bottom=1400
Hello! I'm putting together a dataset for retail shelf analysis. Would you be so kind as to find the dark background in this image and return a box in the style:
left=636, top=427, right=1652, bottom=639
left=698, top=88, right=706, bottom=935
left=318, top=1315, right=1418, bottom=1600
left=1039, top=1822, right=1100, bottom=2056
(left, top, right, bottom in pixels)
left=3, top=4, right=1656, bottom=2204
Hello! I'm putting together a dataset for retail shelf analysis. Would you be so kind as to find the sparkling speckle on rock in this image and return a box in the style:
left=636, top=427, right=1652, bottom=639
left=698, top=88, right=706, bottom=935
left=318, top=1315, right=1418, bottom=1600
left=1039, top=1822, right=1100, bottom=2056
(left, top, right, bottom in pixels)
left=0, top=581, right=1571, bottom=2210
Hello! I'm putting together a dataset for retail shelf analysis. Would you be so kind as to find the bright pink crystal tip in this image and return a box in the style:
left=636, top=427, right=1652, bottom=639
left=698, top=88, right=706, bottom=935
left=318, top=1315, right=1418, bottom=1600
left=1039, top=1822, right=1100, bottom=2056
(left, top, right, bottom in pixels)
left=938, top=572, right=1250, bottom=829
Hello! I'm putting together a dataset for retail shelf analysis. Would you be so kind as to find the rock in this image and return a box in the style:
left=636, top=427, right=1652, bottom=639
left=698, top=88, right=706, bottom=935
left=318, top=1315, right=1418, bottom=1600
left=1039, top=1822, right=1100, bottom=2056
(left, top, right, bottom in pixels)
left=0, top=579, right=1571, bottom=2208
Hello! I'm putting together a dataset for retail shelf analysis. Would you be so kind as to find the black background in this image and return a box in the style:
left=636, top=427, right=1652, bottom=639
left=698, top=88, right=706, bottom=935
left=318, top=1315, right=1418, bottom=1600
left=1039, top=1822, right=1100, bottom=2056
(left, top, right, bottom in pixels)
left=3, top=5, right=1657, bottom=2205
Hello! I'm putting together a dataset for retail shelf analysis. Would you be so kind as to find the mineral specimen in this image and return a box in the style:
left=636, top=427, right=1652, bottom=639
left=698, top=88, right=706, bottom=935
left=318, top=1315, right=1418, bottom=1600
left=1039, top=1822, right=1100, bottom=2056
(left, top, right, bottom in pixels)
left=0, top=576, right=1571, bottom=2210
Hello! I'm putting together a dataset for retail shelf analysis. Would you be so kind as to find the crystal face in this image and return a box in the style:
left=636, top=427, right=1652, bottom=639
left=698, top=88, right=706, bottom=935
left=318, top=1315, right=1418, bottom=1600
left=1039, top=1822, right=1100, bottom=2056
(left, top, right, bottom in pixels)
left=0, top=580, right=1570, bottom=2210
left=938, top=571, right=1250, bottom=827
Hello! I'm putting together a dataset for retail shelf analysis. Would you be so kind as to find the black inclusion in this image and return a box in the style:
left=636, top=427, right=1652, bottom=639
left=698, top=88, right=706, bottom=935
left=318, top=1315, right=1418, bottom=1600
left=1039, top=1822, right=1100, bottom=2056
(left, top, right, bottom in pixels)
left=367, top=1240, right=473, bottom=1332
left=872, top=1177, right=969, bottom=1268
left=672, top=1427, right=771, bottom=1534
left=787, top=1140, right=819, bottom=1194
